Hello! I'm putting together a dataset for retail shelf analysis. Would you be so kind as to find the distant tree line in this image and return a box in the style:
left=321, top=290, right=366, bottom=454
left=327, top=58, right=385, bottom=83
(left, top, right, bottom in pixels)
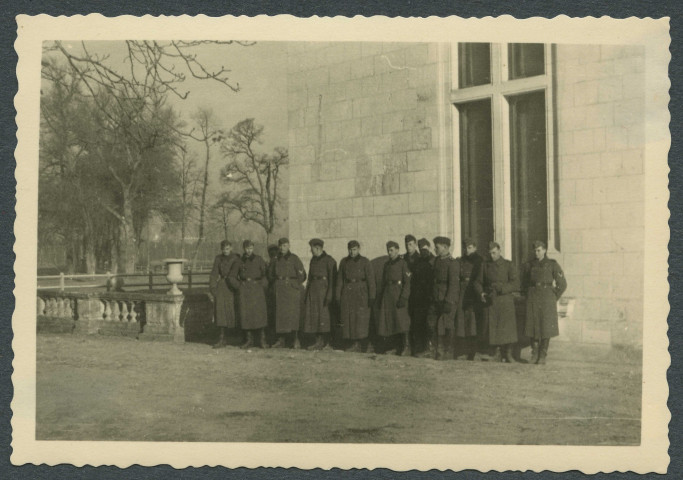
left=39, top=41, right=288, bottom=274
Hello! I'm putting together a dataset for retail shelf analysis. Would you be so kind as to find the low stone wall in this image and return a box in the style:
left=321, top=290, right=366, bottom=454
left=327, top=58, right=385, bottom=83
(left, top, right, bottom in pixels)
left=37, top=290, right=217, bottom=344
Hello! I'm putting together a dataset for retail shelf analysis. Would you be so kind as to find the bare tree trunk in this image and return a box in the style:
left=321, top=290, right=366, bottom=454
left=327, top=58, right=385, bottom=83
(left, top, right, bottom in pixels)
left=192, top=137, right=211, bottom=269
left=117, top=193, right=136, bottom=274
left=83, top=220, right=96, bottom=274
left=221, top=204, right=229, bottom=240
left=180, top=207, right=187, bottom=258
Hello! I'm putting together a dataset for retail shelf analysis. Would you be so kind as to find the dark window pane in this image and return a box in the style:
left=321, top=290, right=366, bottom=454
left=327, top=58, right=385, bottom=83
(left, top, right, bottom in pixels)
left=508, top=43, right=545, bottom=80
left=509, top=90, right=548, bottom=267
left=458, top=43, right=491, bottom=88
left=458, top=99, right=494, bottom=249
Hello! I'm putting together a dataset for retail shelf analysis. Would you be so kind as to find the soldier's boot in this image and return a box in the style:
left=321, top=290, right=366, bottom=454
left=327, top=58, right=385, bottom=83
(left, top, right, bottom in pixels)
left=383, top=336, right=397, bottom=355
left=401, top=332, right=412, bottom=357
left=259, top=329, right=270, bottom=349
left=345, top=340, right=361, bottom=353
left=321, top=334, right=333, bottom=351
left=437, top=334, right=453, bottom=360
left=529, top=339, right=540, bottom=364
left=504, top=344, right=518, bottom=363
left=307, top=335, right=324, bottom=351
left=293, top=332, right=301, bottom=350
left=271, top=336, right=286, bottom=349
left=417, top=326, right=437, bottom=359
left=466, top=338, right=477, bottom=361
left=537, top=338, right=549, bottom=365
left=492, top=346, right=502, bottom=362
left=212, top=328, right=226, bottom=349
left=240, top=331, right=254, bottom=350
left=443, top=331, right=455, bottom=360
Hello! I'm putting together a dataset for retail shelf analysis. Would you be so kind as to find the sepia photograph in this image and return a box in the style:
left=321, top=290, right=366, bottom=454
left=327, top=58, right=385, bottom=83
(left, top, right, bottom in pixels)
left=12, top=14, right=670, bottom=472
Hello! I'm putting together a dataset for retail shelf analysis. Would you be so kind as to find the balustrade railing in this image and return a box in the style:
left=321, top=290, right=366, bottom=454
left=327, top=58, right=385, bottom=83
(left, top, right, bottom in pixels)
left=36, top=270, right=210, bottom=293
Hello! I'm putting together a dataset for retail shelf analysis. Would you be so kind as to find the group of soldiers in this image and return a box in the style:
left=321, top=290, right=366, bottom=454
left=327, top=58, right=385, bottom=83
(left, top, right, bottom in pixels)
left=209, top=234, right=567, bottom=365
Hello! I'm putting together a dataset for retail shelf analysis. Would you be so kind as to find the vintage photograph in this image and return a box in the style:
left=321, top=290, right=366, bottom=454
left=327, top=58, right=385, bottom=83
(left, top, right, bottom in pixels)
left=12, top=15, right=670, bottom=472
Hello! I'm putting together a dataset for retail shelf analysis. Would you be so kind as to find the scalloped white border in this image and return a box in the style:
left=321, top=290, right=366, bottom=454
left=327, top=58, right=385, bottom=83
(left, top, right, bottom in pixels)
left=12, top=14, right=671, bottom=473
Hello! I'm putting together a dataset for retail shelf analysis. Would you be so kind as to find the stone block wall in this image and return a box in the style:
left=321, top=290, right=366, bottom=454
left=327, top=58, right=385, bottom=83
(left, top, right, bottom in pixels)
left=287, top=42, right=451, bottom=262
left=554, top=44, right=645, bottom=347
left=286, top=42, right=646, bottom=347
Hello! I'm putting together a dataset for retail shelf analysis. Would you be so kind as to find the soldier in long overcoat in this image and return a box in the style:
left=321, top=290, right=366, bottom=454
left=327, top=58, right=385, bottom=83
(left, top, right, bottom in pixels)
left=228, top=240, right=269, bottom=349
left=427, top=236, right=460, bottom=360
left=403, top=234, right=420, bottom=272
left=209, top=240, right=240, bottom=348
left=410, top=238, right=435, bottom=356
left=268, top=237, right=307, bottom=349
left=376, top=241, right=412, bottom=355
left=336, top=240, right=376, bottom=353
left=474, top=242, right=519, bottom=362
left=521, top=240, right=567, bottom=364
left=303, top=238, right=337, bottom=350
left=455, top=238, right=484, bottom=360
left=265, top=244, right=279, bottom=345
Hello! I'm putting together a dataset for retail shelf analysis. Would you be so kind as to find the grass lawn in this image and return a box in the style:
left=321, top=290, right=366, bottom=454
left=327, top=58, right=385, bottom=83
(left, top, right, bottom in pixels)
left=36, top=334, right=641, bottom=444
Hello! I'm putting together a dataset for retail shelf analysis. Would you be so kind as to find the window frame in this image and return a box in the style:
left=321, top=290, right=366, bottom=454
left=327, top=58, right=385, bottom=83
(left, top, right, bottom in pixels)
left=450, top=42, right=559, bottom=261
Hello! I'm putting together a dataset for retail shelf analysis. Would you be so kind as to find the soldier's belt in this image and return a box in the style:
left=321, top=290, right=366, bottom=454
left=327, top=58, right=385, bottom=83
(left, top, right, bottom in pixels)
left=385, top=280, right=402, bottom=285
left=310, top=275, right=328, bottom=280
left=346, top=278, right=366, bottom=283
left=276, top=276, right=298, bottom=280
left=460, top=277, right=470, bottom=282
left=242, top=277, right=262, bottom=282
left=534, top=282, right=553, bottom=287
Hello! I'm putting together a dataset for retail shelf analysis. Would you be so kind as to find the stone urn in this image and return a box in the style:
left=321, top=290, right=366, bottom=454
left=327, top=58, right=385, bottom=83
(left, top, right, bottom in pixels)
left=163, top=258, right=188, bottom=295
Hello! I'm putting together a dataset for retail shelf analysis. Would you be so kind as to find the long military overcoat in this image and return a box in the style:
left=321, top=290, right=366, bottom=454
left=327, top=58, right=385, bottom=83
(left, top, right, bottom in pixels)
left=209, top=253, right=239, bottom=328
left=228, top=254, right=268, bottom=330
left=474, top=256, right=519, bottom=345
left=428, top=254, right=460, bottom=335
left=336, top=255, right=376, bottom=340
left=376, top=256, right=412, bottom=336
left=268, top=252, right=307, bottom=334
left=522, top=256, right=567, bottom=339
left=454, top=252, right=483, bottom=338
left=303, top=251, right=337, bottom=334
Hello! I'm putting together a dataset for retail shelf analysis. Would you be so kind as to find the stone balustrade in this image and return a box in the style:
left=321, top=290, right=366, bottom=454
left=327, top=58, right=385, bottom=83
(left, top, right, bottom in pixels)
left=36, top=290, right=215, bottom=343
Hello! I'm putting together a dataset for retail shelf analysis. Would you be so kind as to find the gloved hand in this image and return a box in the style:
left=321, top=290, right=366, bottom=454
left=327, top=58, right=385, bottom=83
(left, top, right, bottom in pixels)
left=396, top=298, right=406, bottom=309
left=441, top=301, right=452, bottom=314
left=368, top=298, right=375, bottom=308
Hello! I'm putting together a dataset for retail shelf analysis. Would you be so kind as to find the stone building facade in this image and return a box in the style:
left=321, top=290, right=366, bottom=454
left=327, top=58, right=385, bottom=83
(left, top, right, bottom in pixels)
left=286, top=42, right=645, bottom=347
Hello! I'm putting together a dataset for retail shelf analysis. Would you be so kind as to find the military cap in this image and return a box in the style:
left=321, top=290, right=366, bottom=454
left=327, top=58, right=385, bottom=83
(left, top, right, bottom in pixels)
left=433, top=236, right=451, bottom=247
left=404, top=234, right=417, bottom=244
left=267, top=244, right=279, bottom=253
left=220, top=240, right=232, bottom=249
left=347, top=240, right=360, bottom=249
left=242, top=239, right=254, bottom=249
left=278, top=237, right=290, bottom=246
left=488, top=241, right=501, bottom=251
left=308, top=238, right=324, bottom=247
left=386, top=240, right=400, bottom=250
left=418, top=238, right=431, bottom=249
left=462, top=237, right=476, bottom=247
left=532, top=240, right=547, bottom=250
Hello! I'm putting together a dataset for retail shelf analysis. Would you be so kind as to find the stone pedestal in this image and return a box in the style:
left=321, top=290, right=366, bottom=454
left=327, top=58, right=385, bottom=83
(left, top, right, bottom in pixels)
left=141, top=293, right=185, bottom=343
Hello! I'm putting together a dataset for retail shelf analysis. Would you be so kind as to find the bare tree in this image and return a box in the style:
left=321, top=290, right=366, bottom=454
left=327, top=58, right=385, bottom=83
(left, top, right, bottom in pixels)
left=218, top=119, right=288, bottom=245
left=175, top=146, right=203, bottom=258
left=42, top=40, right=253, bottom=273
left=186, top=108, right=225, bottom=269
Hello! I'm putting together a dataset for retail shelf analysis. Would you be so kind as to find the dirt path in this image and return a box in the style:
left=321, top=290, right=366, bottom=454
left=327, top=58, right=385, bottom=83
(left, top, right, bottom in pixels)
left=36, top=335, right=641, bottom=444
